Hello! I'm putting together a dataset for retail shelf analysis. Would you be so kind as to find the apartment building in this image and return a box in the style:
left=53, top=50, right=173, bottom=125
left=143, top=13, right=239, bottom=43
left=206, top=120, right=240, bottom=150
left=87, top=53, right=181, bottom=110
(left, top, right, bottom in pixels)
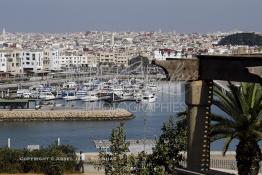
left=0, top=49, right=23, bottom=74
left=0, top=51, right=8, bottom=72
left=59, top=50, right=97, bottom=69
left=21, top=50, right=44, bottom=73
left=43, top=49, right=61, bottom=71
left=6, top=50, right=23, bottom=75
left=96, top=51, right=115, bottom=65
left=154, top=49, right=188, bottom=60
left=96, top=50, right=134, bottom=66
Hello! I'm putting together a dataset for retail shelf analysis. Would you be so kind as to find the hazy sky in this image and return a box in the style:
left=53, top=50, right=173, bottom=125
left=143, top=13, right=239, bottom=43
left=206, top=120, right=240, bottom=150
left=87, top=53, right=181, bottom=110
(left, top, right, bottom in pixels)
left=0, top=0, right=261, bottom=33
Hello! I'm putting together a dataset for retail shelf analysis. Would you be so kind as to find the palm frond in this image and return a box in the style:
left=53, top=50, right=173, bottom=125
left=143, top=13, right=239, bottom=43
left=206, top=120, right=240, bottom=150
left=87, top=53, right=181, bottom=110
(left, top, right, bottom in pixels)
left=222, top=135, right=235, bottom=156
left=213, top=100, right=238, bottom=121
left=227, top=82, right=244, bottom=115
left=211, top=134, right=229, bottom=142
left=211, top=114, right=236, bottom=129
left=211, top=126, right=234, bottom=138
left=252, top=130, right=262, bottom=141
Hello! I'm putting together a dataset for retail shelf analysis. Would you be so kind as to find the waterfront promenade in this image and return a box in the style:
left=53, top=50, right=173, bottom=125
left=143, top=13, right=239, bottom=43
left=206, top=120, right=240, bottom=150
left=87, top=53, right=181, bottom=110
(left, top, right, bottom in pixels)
left=81, top=151, right=262, bottom=175
left=0, top=109, right=133, bottom=121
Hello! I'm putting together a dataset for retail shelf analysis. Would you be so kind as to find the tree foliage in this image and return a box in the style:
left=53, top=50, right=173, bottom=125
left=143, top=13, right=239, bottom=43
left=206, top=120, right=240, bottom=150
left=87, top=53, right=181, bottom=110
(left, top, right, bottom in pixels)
left=218, top=33, right=262, bottom=46
left=0, top=144, right=77, bottom=175
left=98, top=124, right=130, bottom=175
left=98, top=117, right=188, bottom=175
left=147, top=117, right=187, bottom=174
left=128, top=117, right=187, bottom=175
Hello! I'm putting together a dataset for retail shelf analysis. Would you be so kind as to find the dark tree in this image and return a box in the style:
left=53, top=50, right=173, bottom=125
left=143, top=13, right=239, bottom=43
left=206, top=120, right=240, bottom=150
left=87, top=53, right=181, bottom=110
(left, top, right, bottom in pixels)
left=146, top=117, right=187, bottom=174
left=98, top=124, right=130, bottom=175
left=218, top=33, right=262, bottom=46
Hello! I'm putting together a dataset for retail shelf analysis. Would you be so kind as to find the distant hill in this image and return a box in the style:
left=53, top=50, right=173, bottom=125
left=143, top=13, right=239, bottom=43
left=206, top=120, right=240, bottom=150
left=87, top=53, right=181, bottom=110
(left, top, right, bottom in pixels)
left=218, top=33, right=262, bottom=46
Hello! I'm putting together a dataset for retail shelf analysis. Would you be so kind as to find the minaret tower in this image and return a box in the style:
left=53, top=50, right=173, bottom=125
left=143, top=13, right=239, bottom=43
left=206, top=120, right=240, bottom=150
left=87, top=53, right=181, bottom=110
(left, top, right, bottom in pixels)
left=111, top=32, right=115, bottom=47
left=2, top=28, right=6, bottom=41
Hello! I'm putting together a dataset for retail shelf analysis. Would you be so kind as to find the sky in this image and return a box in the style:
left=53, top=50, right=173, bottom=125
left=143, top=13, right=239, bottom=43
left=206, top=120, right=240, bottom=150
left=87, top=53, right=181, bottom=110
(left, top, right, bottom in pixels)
left=0, top=0, right=261, bottom=33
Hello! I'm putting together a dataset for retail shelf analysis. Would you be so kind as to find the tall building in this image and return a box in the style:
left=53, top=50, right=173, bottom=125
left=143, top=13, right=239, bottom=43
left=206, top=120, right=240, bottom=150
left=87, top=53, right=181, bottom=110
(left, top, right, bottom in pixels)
left=0, top=49, right=22, bottom=74
left=111, top=33, right=115, bottom=47
left=0, top=50, right=8, bottom=72
left=21, top=51, right=44, bottom=73
left=2, top=28, right=6, bottom=41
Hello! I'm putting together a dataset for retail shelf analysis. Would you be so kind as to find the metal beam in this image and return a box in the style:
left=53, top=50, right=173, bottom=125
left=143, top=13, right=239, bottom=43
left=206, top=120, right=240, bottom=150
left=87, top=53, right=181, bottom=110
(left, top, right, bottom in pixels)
left=152, top=55, right=262, bottom=83
left=198, top=55, right=262, bottom=84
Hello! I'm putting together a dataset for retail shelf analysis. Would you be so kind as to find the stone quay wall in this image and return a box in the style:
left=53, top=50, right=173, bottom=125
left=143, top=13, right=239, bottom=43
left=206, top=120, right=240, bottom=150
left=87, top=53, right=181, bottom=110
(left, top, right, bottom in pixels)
left=0, top=109, right=133, bottom=121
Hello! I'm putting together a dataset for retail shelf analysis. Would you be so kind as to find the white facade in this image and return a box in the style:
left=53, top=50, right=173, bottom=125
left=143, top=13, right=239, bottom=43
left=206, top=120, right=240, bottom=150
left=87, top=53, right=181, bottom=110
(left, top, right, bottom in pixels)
left=0, top=51, right=7, bottom=72
left=0, top=50, right=24, bottom=74
left=59, top=54, right=96, bottom=68
left=95, top=51, right=132, bottom=66
left=21, top=51, right=44, bottom=72
left=154, top=49, right=185, bottom=60
left=7, top=50, right=23, bottom=74
left=49, top=50, right=61, bottom=70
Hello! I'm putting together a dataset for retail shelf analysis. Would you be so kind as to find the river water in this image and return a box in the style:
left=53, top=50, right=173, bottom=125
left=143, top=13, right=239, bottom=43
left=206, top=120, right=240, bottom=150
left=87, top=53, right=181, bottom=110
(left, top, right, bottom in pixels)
left=0, top=82, right=236, bottom=152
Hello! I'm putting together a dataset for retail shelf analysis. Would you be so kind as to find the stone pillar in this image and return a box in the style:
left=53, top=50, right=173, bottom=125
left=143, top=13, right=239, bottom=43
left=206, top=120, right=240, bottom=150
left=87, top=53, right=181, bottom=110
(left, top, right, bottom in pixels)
left=185, top=80, right=213, bottom=173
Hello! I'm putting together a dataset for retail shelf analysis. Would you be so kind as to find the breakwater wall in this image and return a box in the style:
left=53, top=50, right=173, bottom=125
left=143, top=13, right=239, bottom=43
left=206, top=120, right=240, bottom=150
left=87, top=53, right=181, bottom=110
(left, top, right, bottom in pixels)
left=0, top=109, right=133, bottom=121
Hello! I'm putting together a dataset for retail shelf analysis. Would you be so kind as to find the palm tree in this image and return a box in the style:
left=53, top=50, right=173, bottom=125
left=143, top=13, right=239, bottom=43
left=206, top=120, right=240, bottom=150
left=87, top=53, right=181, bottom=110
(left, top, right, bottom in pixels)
left=211, top=82, right=262, bottom=175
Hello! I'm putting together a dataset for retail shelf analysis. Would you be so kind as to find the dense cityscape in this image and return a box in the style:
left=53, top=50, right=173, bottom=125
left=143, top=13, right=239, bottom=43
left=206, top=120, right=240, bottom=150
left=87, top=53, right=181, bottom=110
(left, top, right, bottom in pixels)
left=1, top=29, right=262, bottom=78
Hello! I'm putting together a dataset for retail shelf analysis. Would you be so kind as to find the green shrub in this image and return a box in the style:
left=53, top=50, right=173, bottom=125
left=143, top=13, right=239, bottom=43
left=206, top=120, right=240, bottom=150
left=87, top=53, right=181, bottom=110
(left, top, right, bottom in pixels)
left=0, top=144, right=77, bottom=174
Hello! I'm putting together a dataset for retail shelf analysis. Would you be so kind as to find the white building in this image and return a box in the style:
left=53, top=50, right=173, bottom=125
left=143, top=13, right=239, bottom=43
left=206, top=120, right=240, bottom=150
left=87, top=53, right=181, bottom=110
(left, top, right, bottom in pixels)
left=59, top=50, right=97, bottom=69
left=21, top=51, right=44, bottom=73
left=44, top=49, right=61, bottom=71
left=0, top=49, right=24, bottom=75
left=95, top=50, right=133, bottom=66
left=7, top=50, right=23, bottom=75
left=153, top=49, right=190, bottom=60
left=0, top=51, right=7, bottom=72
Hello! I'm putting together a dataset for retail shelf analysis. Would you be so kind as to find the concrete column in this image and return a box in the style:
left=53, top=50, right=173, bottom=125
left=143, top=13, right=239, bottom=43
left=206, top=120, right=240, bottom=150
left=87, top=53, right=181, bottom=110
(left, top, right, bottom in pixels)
left=185, top=80, right=213, bottom=173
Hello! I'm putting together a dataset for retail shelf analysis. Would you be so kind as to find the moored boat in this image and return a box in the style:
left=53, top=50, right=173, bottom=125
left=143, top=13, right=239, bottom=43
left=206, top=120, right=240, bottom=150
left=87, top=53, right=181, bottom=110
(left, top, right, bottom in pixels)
left=39, top=92, right=56, bottom=100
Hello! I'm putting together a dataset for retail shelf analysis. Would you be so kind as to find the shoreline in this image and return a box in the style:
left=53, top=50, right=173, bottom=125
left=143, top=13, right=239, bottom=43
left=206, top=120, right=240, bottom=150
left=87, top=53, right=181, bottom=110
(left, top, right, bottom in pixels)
left=0, top=109, right=134, bottom=122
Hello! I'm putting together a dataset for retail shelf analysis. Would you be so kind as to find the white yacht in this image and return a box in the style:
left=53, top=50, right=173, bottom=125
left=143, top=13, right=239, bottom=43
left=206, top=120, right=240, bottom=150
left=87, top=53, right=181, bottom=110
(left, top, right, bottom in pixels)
left=122, top=91, right=133, bottom=99
left=62, top=81, right=77, bottom=89
left=112, top=86, right=124, bottom=97
left=63, top=91, right=77, bottom=101
left=29, top=85, right=44, bottom=92
left=81, top=92, right=99, bottom=102
left=39, top=92, right=56, bottom=100
left=76, top=90, right=88, bottom=99
left=142, top=93, right=157, bottom=103
left=83, top=81, right=93, bottom=90
left=16, top=89, right=31, bottom=98
left=30, top=91, right=40, bottom=98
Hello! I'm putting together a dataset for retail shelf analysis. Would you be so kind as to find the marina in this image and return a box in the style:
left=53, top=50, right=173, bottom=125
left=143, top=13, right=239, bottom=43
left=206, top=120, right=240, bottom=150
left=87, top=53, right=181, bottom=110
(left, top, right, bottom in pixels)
left=0, top=76, right=161, bottom=110
left=0, top=82, right=233, bottom=152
